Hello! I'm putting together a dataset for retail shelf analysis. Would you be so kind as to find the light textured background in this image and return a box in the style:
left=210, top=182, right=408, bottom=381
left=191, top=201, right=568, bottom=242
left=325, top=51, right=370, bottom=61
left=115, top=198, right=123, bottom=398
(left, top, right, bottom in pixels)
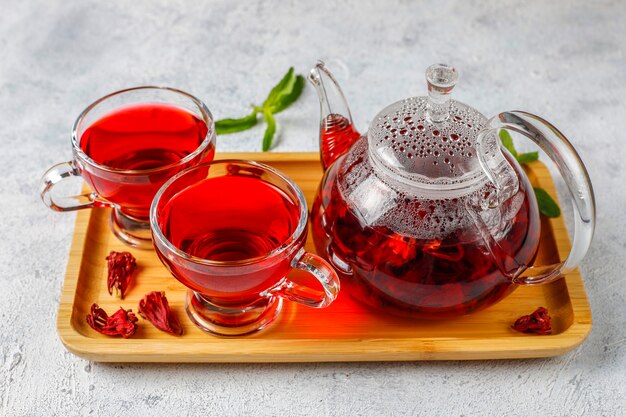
left=1, top=0, right=625, bottom=415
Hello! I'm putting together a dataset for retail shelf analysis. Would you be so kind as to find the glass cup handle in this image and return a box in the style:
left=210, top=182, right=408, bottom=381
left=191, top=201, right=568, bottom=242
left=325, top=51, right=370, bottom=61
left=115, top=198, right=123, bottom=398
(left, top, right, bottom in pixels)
left=476, top=111, right=596, bottom=285
left=271, top=248, right=340, bottom=308
left=40, top=161, right=111, bottom=211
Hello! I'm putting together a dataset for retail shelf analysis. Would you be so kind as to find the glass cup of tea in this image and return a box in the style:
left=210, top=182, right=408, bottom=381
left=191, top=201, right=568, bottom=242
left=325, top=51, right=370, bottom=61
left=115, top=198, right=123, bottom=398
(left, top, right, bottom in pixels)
left=40, top=86, right=216, bottom=248
left=150, top=160, right=340, bottom=336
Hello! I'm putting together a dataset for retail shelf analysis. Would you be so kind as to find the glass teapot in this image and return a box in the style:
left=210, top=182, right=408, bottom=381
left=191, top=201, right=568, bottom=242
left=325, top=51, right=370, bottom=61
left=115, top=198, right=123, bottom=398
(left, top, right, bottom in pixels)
left=308, top=62, right=595, bottom=319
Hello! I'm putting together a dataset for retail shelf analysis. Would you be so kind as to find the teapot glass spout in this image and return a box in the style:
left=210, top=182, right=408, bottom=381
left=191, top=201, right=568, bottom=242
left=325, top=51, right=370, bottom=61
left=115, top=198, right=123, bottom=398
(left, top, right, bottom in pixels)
left=308, top=61, right=361, bottom=171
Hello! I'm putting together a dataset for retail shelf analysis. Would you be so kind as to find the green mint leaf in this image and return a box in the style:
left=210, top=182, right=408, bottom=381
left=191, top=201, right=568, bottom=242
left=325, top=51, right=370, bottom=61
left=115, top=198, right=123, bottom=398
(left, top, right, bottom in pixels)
left=499, top=129, right=518, bottom=157
left=215, top=111, right=258, bottom=135
left=262, top=109, right=276, bottom=152
left=269, top=75, right=305, bottom=114
left=212, top=67, right=305, bottom=149
left=263, top=67, right=295, bottom=109
left=516, top=151, right=539, bottom=164
left=498, top=131, right=560, bottom=217
left=534, top=187, right=561, bottom=218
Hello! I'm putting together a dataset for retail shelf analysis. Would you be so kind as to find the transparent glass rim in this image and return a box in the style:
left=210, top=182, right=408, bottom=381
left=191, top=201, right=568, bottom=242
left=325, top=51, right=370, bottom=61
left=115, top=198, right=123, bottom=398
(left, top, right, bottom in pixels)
left=150, top=159, right=309, bottom=267
left=71, top=86, right=215, bottom=175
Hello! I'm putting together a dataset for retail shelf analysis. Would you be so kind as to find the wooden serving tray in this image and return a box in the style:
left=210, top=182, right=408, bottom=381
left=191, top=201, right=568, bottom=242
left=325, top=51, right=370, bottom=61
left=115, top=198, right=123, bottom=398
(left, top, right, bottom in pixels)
left=58, top=152, right=591, bottom=362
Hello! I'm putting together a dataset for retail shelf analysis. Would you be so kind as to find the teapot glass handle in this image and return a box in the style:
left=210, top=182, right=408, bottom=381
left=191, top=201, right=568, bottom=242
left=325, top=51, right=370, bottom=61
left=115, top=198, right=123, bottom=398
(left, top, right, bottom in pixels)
left=476, top=111, right=596, bottom=285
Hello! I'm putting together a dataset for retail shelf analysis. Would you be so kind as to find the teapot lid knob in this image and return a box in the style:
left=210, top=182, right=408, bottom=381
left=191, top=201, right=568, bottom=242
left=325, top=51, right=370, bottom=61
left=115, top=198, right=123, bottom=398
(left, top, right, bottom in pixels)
left=426, top=64, right=458, bottom=123
left=367, top=62, right=487, bottom=184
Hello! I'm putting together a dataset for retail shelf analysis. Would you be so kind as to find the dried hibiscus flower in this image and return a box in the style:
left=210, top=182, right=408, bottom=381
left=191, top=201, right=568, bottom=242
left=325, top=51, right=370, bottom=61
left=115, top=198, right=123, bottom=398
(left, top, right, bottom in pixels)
left=106, top=251, right=136, bottom=299
left=86, top=304, right=138, bottom=338
left=138, top=291, right=183, bottom=336
left=512, top=307, right=552, bottom=335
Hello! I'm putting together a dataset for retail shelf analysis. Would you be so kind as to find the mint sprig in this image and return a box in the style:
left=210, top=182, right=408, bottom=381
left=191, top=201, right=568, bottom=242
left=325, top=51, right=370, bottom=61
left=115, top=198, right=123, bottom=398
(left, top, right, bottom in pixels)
left=499, top=130, right=561, bottom=218
left=214, top=111, right=258, bottom=134
left=262, top=108, right=276, bottom=152
left=215, top=67, right=305, bottom=151
left=532, top=187, right=561, bottom=217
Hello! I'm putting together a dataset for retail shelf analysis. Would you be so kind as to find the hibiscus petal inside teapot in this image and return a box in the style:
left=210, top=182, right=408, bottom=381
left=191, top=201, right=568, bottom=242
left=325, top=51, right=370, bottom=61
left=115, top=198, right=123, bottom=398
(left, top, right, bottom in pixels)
left=308, top=62, right=595, bottom=319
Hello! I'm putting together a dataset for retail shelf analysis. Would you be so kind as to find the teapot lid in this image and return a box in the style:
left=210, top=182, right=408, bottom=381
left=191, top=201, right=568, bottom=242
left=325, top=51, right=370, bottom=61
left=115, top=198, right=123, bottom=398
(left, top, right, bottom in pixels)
left=368, top=64, right=488, bottom=190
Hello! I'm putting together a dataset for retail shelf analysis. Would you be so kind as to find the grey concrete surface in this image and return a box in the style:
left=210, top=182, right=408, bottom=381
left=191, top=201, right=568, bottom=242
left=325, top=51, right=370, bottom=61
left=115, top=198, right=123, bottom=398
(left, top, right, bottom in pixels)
left=1, top=0, right=625, bottom=415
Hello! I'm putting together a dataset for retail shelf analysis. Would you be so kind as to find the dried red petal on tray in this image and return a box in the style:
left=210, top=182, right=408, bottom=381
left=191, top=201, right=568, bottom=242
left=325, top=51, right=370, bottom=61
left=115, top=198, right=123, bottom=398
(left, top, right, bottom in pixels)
left=512, top=307, right=552, bottom=335
left=106, top=251, right=136, bottom=299
left=86, top=304, right=138, bottom=338
left=138, top=291, right=183, bottom=336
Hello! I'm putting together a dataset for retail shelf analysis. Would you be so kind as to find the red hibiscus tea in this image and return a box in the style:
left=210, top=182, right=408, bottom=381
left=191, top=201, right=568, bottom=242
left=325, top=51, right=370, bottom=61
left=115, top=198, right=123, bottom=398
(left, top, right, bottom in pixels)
left=151, top=160, right=340, bottom=336
left=320, top=114, right=360, bottom=170
left=312, top=180, right=539, bottom=318
left=157, top=172, right=302, bottom=305
left=40, top=87, right=216, bottom=248
left=311, top=145, right=541, bottom=319
left=78, top=103, right=214, bottom=219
